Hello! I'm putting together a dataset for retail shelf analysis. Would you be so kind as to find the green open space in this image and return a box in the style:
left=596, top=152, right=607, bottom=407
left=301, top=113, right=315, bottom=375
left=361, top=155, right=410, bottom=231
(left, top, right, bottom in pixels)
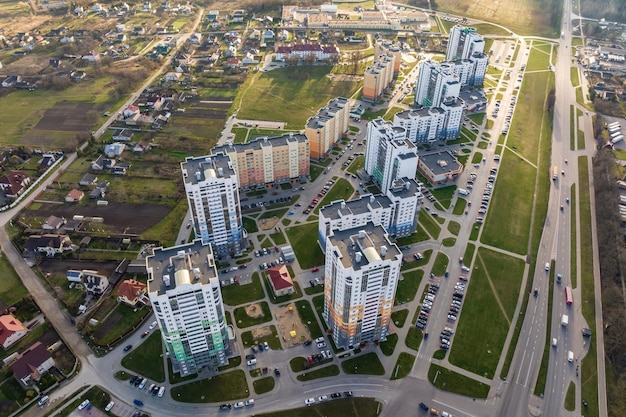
left=121, top=330, right=165, bottom=383
left=405, top=326, right=423, bottom=351
left=347, top=156, right=365, bottom=175
left=285, top=222, right=325, bottom=269
left=570, top=186, right=577, bottom=288
left=430, top=186, right=456, bottom=209
left=314, top=178, right=354, bottom=214
left=564, top=381, right=576, bottom=411
left=534, top=261, right=556, bottom=395
left=396, top=224, right=431, bottom=247
left=241, top=325, right=281, bottom=350
left=391, top=309, right=409, bottom=328
left=221, top=272, right=266, bottom=306
left=235, top=66, right=360, bottom=129
left=297, top=365, right=340, bottom=381
left=141, top=199, right=189, bottom=247
left=419, top=212, right=441, bottom=240
left=449, top=248, right=525, bottom=379
left=295, top=300, right=324, bottom=339
left=427, top=364, right=490, bottom=398
left=525, top=44, right=554, bottom=72
left=396, top=269, right=424, bottom=305
left=390, top=352, right=416, bottom=380
left=233, top=301, right=272, bottom=328
left=90, top=302, right=148, bottom=346
left=342, top=352, right=385, bottom=375
left=452, top=198, right=467, bottom=215
left=379, top=334, right=398, bottom=356
left=570, top=67, right=580, bottom=88
left=431, top=252, right=449, bottom=277
left=0, top=255, right=28, bottom=305
left=170, top=370, right=249, bottom=403
left=254, top=397, right=381, bottom=417
left=253, top=376, right=275, bottom=394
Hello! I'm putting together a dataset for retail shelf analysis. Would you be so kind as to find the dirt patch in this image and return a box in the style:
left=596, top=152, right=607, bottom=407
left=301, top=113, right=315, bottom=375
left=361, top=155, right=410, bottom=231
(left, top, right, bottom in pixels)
left=2, top=54, right=53, bottom=76
left=39, top=259, right=120, bottom=277
left=246, top=303, right=264, bottom=318
left=259, top=217, right=279, bottom=231
left=275, top=303, right=310, bottom=348
left=251, top=326, right=272, bottom=339
left=25, top=202, right=171, bottom=235
left=34, top=102, right=96, bottom=131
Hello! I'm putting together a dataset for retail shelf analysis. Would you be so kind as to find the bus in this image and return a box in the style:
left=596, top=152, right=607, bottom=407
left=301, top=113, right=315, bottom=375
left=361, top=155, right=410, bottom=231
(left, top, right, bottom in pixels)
left=564, top=286, right=573, bottom=305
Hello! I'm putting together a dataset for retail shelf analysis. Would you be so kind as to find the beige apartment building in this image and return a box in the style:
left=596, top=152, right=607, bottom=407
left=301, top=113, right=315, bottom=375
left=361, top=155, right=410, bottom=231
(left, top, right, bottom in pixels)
left=362, top=54, right=395, bottom=103
left=212, top=133, right=309, bottom=188
left=374, top=39, right=402, bottom=74
left=304, top=97, right=350, bottom=160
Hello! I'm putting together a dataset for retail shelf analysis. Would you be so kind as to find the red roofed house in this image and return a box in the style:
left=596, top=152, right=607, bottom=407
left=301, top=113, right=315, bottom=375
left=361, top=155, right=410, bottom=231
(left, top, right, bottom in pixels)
left=226, top=57, right=241, bottom=68
left=266, top=265, right=294, bottom=297
left=65, top=188, right=84, bottom=202
left=0, top=170, right=30, bottom=198
left=117, top=279, right=148, bottom=306
left=0, top=315, right=28, bottom=349
left=9, top=342, right=55, bottom=387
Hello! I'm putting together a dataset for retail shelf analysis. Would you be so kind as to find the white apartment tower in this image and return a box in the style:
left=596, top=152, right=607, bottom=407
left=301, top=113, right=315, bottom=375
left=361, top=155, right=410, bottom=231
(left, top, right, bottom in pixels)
left=146, top=240, right=231, bottom=376
left=323, top=223, right=402, bottom=349
left=414, top=61, right=461, bottom=108
left=446, top=25, right=485, bottom=61
left=364, top=118, right=418, bottom=194
left=181, top=153, right=245, bottom=257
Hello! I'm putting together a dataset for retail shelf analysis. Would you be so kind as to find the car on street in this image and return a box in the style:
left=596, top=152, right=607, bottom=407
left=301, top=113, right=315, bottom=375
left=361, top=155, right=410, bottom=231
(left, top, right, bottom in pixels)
left=141, top=330, right=149, bottom=338
left=305, top=398, right=316, bottom=406
left=105, top=401, right=115, bottom=411
left=220, top=404, right=232, bottom=410
left=78, top=400, right=90, bottom=410
left=344, top=391, right=353, bottom=397
left=318, top=395, right=328, bottom=402
left=149, top=321, right=158, bottom=330
left=123, top=344, right=133, bottom=352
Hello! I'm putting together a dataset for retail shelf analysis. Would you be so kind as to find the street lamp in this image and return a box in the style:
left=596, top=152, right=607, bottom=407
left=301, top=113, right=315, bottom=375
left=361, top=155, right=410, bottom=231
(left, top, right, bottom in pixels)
left=433, top=370, right=441, bottom=384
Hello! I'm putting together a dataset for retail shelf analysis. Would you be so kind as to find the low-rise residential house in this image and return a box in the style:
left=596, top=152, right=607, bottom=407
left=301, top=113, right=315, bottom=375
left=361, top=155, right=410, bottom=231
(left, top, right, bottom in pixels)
left=263, top=29, right=275, bottom=41
left=188, top=33, right=202, bottom=44
left=117, top=279, right=148, bottom=306
left=122, top=105, right=139, bottom=119
left=60, top=36, right=74, bottom=44
left=232, top=9, right=245, bottom=23
left=242, top=52, right=258, bottom=65
left=117, top=33, right=127, bottom=43
left=79, top=173, right=98, bottom=186
left=112, top=129, right=134, bottom=141
left=70, top=70, right=86, bottom=82
left=111, top=161, right=131, bottom=175
left=23, top=234, right=72, bottom=258
left=133, top=141, right=151, bottom=153
left=91, top=155, right=116, bottom=171
left=65, top=189, right=84, bottom=202
left=0, top=315, right=27, bottom=349
left=42, top=215, right=66, bottom=230
left=10, top=342, right=55, bottom=387
left=2, top=75, right=21, bottom=88
left=133, top=26, right=146, bottom=35
left=49, top=58, right=61, bottom=67
left=267, top=265, right=294, bottom=297
left=226, top=57, right=241, bottom=68
left=66, top=270, right=82, bottom=282
left=163, top=72, right=182, bottom=82
left=142, top=1, right=151, bottom=11
left=82, top=270, right=109, bottom=295
left=275, top=44, right=339, bottom=62
left=0, top=170, right=30, bottom=198
left=82, top=51, right=100, bottom=62
left=39, top=153, right=56, bottom=170
left=104, top=143, right=125, bottom=158
left=144, top=94, right=165, bottom=110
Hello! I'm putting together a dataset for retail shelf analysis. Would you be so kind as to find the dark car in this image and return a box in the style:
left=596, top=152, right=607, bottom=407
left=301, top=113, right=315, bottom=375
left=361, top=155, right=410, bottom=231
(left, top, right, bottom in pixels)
left=123, top=344, right=133, bottom=352
left=245, top=354, right=256, bottom=360
left=419, top=402, right=429, bottom=411
left=344, top=391, right=353, bottom=397
left=219, top=404, right=232, bottom=410
left=129, top=375, right=138, bottom=385
left=331, top=392, right=342, bottom=398
left=274, top=368, right=281, bottom=377
left=133, top=399, right=144, bottom=407
left=303, top=340, right=312, bottom=346
left=141, top=330, right=149, bottom=339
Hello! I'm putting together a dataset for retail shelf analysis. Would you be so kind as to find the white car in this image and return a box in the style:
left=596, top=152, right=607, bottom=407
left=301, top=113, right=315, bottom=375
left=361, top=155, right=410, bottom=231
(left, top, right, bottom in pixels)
left=234, top=402, right=245, bottom=409
left=315, top=337, right=325, bottom=343
left=247, top=359, right=257, bottom=366
left=149, top=321, right=158, bottom=330
left=245, top=399, right=255, bottom=406
left=105, top=401, right=115, bottom=411
left=318, top=395, right=328, bottom=402
left=305, top=398, right=316, bottom=406
left=317, top=342, right=327, bottom=349
left=78, top=400, right=90, bottom=410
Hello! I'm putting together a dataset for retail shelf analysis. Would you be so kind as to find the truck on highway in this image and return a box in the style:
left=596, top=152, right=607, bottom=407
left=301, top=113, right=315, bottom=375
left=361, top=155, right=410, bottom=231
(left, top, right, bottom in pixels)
left=561, top=314, right=569, bottom=326
left=552, top=166, right=558, bottom=181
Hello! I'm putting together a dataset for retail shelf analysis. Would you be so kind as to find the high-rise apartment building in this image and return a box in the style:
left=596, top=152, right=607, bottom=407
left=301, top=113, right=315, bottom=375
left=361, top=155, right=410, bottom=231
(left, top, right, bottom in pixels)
left=213, top=133, right=310, bottom=187
left=362, top=54, right=395, bottom=103
left=364, top=118, right=418, bottom=194
left=414, top=61, right=461, bottom=108
left=323, top=223, right=402, bottom=349
left=146, top=240, right=231, bottom=376
left=446, top=25, right=485, bottom=61
left=374, top=39, right=402, bottom=74
left=318, top=177, right=422, bottom=248
left=181, top=154, right=245, bottom=257
left=305, top=97, right=350, bottom=160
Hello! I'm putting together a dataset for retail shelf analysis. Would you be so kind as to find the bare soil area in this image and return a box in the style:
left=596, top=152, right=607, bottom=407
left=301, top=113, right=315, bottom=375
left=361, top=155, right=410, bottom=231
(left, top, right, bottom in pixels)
left=259, top=217, right=280, bottom=231
left=275, top=303, right=310, bottom=348
left=246, top=303, right=264, bottom=318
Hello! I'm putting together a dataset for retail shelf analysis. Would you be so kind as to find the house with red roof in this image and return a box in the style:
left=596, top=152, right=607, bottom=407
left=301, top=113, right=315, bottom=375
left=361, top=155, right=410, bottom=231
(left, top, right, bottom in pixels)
left=9, top=342, right=55, bottom=387
left=0, top=170, right=30, bottom=198
left=65, top=188, right=84, bottom=202
left=117, top=279, right=148, bottom=306
left=0, top=315, right=28, bottom=349
left=267, top=265, right=294, bottom=297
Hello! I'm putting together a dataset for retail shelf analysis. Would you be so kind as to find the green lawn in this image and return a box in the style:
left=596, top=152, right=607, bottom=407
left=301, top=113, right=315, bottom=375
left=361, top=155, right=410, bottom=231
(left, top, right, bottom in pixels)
left=430, top=186, right=456, bottom=209
left=395, top=224, right=431, bottom=246
left=295, top=300, right=324, bottom=339
left=121, top=330, right=166, bottom=382
left=405, top=327, right=423, bottom=351
left=235, top=66, right=360, bottom=129
left=241, top=325, right=282, bottom=350
left=0, top=255, right=28, bottom=305
left=140, top=198, right=189, bottom=247
left=91, top=303, right=148, bottom=346
left=221, top=272, right=266, bottom=306
left=170, top=370, right=249, bottom=403
left=253, top=376, right=275, bottom=394
left=243, top=217, right=259, bottom=233
left=296, top=365, right=340, bottom=381
left=448, top=221, right=461, bottom=236
left=448, top=248, right=525, bottom=379
left=342, top=352, right=385, bottom=375
left=564, top=381, right=576, bottom=411
left=314, top=178, right=354, bottom=214
left=452, top=198, right=467, bottom=215
left=254, top=397, right=381, bottom=417
left=347, top=156, right=364, bottom=175
left=391, top=309, right=409, bottom=328
left=285, top=222, right=325, bottom=269
left=379, top=334, right=398, bottom=356
left=419, top=212, right=441, bottom=240
left=390, top=352, right=416, bottom=380
left=233, top=301, right=272, bottom=328
left=431, top=252, right=449, bottom=276
left=427, top=364, right=490, bottom=398
left=395, top=269, right=424, bottom=305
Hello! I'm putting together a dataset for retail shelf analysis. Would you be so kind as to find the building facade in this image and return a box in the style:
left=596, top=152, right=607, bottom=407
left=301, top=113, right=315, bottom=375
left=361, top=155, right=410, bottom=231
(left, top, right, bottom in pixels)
left=446, top=25, right=485, bottom=61
left=374, top=39, right=402, bottom=74
left=319, top=177, right=422, bottom=248
left=364, top=118, right=418, bottom=194
left=305, top=97, right=350, bottom=160
left=213, top=133, right=310, bottom=188
left=362, top=54, right=395, bottom=103
left=146, top=240, right=231, bottom=376
left=414, top=61, right=461, bottom=107
left=181, top=154, right=245, bottom=257
left=323, top=223, right=402, bottom=348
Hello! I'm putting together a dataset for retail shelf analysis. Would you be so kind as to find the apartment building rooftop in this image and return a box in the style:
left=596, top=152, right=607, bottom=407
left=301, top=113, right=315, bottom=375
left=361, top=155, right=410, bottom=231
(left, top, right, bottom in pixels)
left=328, top=222, right=401, bottom=270
left=181, top=153, right=235, bottom=185
left=388, top=177, right=421, bottom=198
left=419, top=150, right=461, bottom=175
left=321, top=193, right=393, bottom=220
left=146, top=239, right=217, bottom=296
left=213, top=132, right=307, bottom=153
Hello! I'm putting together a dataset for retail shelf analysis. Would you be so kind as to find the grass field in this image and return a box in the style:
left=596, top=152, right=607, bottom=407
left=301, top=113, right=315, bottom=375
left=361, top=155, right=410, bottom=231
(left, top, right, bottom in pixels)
left=121, top=330, right=165, bottom=383
left=314, top=178, right=354, bottom=214
left=419, top=211, right=441, bottom=240
left=342, top=352, right=385, bottom=375
left=0, top=255, right=28, bottom=305
left=395, top=269, right=424, bottom=305
left=428, top=364, right=490, bottom=398
left=170, top=370, right=249, bottom=403
left=390, top=352, right=416, bottom=380
left=285, top=222, right=325, bottom=269
left=448, top=248, right=525, bottom=379
left=221, top=272, right=266, bottom=306
left=431, top=252, right=449, bottom=276
left=254, top=397, right=381, bottom=417
left=235, top=66, right=360, bottom=129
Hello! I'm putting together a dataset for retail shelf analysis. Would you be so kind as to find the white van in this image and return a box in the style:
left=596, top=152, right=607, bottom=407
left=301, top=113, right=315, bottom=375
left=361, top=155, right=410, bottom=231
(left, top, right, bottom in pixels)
left=247, top=359, right=257, bottom=366
left=38, top=396, right=49, bottom=407
left=544, top=263, right=550, bottom=271
left=458, top=189, right=470, bottom=196
left=567, top=351, right=574, bottom=362
left=552, top=338, right=557, bottom=347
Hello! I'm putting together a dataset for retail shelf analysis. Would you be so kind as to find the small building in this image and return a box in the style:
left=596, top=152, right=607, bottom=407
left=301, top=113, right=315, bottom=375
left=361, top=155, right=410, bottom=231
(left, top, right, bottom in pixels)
left=103, top=142, right=125, bottom=158
left=280, top=245, right=295, bottom=262
left=417, top=150, right=463, bottom=185
left=65, top=189, right=84, bottom=202
left=111, top=161, right=131, bottom=175
left=23, top=234, right=72, bottom=258
left=79, top=173, right=98, bottom=186
left=91, top=155, right=116, bottom=171
left=112, top=129, right=134, bottom=142
left=0, top=315, right=27, bottom=349
left=9, top=342, right=55, bottom=387
left=42, top=215, right=66, bottom=230
left=66, top=270, right=83, bottom=283
left=163, top=72, right=182, bottom=82
left=39, top=154, right=56, bottom=170
left=267, top=265, right=294, bottom=297
left=117, top=279, right=148, bottom=306
left=82, top=270, right=109, bottom=296
left=133, top=141, right=151, bottom=153
left=0, top=170, right=30, bottom=198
